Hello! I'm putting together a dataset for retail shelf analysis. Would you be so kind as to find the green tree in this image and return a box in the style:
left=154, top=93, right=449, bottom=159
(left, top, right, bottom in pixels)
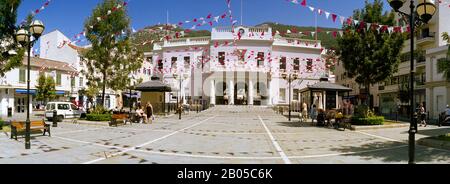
left=0, top=0, right=25, bottom=76
left=437, top=32, right=450, bottom=80
left=82, top=0, right=143, bottom=107
left=35, top=74, right=56, bottom=105
left=336, top=0, right=405, bottom=106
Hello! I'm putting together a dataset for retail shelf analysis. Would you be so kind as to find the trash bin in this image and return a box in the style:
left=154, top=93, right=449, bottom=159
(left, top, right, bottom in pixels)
left=7, top=107, right=12, bottom=117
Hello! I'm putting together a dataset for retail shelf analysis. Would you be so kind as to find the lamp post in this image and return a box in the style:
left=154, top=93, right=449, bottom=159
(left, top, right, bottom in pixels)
left=15, top=20, right=45, bottom=149
left=173, top=73, right=188, bottom=120
left=282, top=73, right=298, bottom=121
left=387, top=0, right=436, bottom=164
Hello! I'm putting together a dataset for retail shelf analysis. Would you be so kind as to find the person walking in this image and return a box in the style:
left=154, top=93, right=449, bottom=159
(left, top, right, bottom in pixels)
left=419, top=103, right=427, bottom=127
left=146, top=102, right=154, bottom=124
left=310, top=104, right=317, bottom=125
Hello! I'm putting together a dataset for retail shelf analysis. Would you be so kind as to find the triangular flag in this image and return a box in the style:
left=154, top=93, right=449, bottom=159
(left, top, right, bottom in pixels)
left=301, top=0, right=306, bottom=6
left=308, top=6, right=315, bottom=12
left=332, top=14, right=337, bottom=22
left=340, top=16, right=346, bottom=25
left=325, top=12, right=330, bottom=19
left=366, top=23, right=372, bottom=31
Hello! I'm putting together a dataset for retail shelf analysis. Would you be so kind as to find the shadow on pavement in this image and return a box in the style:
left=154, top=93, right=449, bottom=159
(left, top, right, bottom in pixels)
left=416, top=128, right=450, bottom=137
left=329, top=141, right=450, bottom=163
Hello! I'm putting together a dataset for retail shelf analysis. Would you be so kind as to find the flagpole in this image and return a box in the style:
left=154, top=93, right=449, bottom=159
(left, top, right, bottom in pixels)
left=315, top=11, right=318, bottom=41
left=241, top=0, right=243, bottom=26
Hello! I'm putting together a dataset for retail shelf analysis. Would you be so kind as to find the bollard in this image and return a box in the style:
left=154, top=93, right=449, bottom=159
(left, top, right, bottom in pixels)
left=52, top=110, right=58, bottom=127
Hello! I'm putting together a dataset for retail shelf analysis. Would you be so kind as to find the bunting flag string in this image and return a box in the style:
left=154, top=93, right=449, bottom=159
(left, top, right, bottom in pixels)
left=57, top=1, right=129, bottom=48
left=19, top=0, right=53, bottom=25
left=287, top=0, right=411, bottom=37
left=437, top=0, right=450, bottom=7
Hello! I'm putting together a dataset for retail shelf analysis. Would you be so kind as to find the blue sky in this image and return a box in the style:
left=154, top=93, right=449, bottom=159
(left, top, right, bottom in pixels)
left=17, top=0, right=392, bottom=45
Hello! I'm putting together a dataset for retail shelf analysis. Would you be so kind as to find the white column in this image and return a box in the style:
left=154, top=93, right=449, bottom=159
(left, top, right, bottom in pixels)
left=336, top=91, right=339, bottom=109
left=323, top=91, right=327, bottom=110
left=268, top=79, right=274, bottom=106
left=183, top=80, right=187, bottom=104
left=249, top=80, right=254, bottom=105
left=229, top=79, right=234, bottom=105
left=210, top=80, right=216, bottom=105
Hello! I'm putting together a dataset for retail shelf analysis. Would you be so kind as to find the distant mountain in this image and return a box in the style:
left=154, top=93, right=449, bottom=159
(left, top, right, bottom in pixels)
left=132, top=22, right=339, bottom=52
left=256, top=22, right=339, bottom=49
left=131, top=25, right=211, bottom=52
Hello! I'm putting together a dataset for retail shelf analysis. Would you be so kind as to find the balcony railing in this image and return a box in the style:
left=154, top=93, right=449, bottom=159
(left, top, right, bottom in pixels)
left=163, top=37, right=210, bottom=47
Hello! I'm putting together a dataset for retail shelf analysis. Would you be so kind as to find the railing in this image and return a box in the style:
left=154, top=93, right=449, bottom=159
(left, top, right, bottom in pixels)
left=274, top=38, right=321, bottom=48
left=249, top=27, right=269, bottom=33
left=417, top=31, right=435, bottom=40
left=214, top=27, right=233, bottom=32
left=164, top=37, right=210, bottom=47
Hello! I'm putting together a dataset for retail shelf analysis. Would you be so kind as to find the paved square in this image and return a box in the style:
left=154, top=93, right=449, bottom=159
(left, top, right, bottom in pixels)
left=1, top=106, right=449, bottom=164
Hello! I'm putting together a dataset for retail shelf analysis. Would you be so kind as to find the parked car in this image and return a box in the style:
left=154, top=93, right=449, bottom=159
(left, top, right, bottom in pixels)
left=45, top=102, right=86, bottom=122
left=438, top=107, right=450, bottom=126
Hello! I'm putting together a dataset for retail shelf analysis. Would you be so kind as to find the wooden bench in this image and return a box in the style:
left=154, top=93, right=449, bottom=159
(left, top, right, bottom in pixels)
left=109, top=114, right=129, bottom=127
left=10, top=120, right=51, bottom=140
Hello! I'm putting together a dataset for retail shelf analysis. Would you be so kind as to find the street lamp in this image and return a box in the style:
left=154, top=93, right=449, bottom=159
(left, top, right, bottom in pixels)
left=129, top=75, right=136, bottom=117
left=387, top=0, right=436, bottom=164
left=282, top=72, right=298, bottom=121
left=173, top=73, right=189, bottom=120
left=15, top=20, right=45, bottom=149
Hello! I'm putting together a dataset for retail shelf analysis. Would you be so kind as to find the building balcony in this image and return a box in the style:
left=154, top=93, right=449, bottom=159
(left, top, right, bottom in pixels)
left=163, top=37, right=210, bottom=48
left=273, top=38, right=322, bottom=49
left=211, top=26, right=273, bottom=41
left=416, top=32, right=435, bottom=46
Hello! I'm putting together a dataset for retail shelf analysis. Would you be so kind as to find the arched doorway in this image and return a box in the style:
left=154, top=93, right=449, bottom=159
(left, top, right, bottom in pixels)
left=215, top=82, right=228, bottom=105
left=234, top=82, right=248, bottom=105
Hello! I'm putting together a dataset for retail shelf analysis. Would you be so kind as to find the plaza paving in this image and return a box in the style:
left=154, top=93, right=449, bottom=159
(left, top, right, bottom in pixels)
left=1, top=106, right=449, bottom=164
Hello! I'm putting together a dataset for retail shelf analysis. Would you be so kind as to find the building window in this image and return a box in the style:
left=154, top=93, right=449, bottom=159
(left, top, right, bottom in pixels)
left=19, top=69, right=26, bottom=83
left=218, top=52, right=225, bottom=65
left=293, top=58, right=300, bottom=71
left=79, top=77, right=84, bottom=87
left=293, top=89, right=299, bottom=101
left=147, top=57, right=153, bottom=63
left=257, top=52, right=264, bottom=67
left=306, top=59, right=313, bottom=72
left=280, top=57, right=286, bottom=70
left=71, top=77, right=75, bottom=88
left=148, top=69, right=152, bottom=76
left=158, top=59, right=163, bottom=70
left=171, top=57, right=177, bottom=68
left=143, top=68, right=146, bottom=75
left=279, top=88, right=286, bottom=102
left=56, top=72, right=61, bottom=86
left=184, top=56, right=190, bottom=69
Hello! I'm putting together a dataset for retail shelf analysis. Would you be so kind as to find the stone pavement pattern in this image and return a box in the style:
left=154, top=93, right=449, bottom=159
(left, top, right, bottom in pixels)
left=0, top=106, right=449, bottom=164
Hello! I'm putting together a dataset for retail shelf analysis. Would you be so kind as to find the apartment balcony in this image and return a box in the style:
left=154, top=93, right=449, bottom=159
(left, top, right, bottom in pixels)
left=416, top=32, right=435, bottom=46
left=273, top=38, right=322, bottom=49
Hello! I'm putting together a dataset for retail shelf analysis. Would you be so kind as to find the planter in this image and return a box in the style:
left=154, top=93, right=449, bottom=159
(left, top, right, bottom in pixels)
left=86, top=114, right=112, bottom=122
left=351, top=116, right=385, bottom=125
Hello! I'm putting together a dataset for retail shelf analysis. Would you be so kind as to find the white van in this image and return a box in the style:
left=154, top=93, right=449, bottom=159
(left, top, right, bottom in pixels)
left=45, top=102, right=85, bottom=122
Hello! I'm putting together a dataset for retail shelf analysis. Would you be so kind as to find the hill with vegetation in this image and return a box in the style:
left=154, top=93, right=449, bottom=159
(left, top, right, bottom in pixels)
left=132, top=22, right=339, bottom=52
left=256, top=22, right=339, bottom=49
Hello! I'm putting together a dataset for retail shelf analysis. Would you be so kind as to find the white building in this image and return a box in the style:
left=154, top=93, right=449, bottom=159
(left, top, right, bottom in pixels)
left=147, top=26, right=331, bottom=107
left=38, top=30, right=137, bottom=110
left=0, top=56, right=77, bottom=117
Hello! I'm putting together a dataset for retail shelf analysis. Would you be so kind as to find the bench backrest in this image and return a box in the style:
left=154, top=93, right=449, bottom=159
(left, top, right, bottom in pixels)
left=12, top=120, right=45, bottom=130
left=112, top=114, right=128, bottom=119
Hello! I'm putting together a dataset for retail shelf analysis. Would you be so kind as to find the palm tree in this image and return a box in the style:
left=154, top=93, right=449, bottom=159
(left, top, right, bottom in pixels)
left=438, top=32, right=450, bottom=80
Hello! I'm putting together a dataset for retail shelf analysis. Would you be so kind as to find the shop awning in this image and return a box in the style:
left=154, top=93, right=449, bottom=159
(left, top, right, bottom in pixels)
left=15, top=89, right=66, bottom=95
left=15, top=89, right=36, bottom=94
